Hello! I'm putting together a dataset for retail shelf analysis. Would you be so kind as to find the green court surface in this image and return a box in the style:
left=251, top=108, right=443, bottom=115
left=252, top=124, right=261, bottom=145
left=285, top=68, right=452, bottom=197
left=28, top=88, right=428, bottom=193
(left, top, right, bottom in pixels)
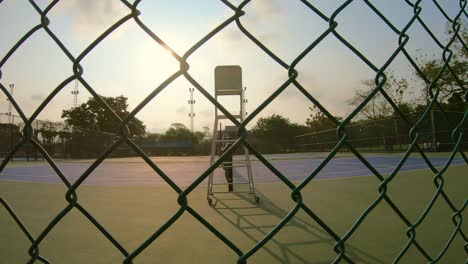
left=0, top=165, right=467, bottom=263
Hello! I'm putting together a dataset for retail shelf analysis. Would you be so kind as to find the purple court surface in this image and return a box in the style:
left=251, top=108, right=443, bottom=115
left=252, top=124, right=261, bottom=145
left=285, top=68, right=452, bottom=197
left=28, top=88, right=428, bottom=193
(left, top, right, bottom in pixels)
left=0, top=155, right=465, bottom=186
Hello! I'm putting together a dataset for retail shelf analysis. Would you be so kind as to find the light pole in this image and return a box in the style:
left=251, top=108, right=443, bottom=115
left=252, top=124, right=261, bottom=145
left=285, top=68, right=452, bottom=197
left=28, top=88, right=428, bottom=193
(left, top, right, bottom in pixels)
left=188, top=88, right=195, bottom=132
left=72, top=79, right=79, bottom=108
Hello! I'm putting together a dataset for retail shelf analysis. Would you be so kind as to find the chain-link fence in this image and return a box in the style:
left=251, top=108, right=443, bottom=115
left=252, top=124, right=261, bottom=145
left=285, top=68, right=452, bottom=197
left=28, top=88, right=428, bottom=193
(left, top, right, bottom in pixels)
left=0, top=113, right=63, bottom=160
left=0, top=0, right=467, bottom=263
left=0, top=113, right=120, bottom=160
left=296, top=110, right=468, bottom=153
left=0, top=112, right=211, bottom=159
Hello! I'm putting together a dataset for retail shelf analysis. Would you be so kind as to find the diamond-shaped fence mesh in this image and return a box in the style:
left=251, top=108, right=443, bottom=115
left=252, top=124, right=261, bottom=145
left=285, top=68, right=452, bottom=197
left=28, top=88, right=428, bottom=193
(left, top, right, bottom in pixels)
left=0, top=0, right=467, bottom=263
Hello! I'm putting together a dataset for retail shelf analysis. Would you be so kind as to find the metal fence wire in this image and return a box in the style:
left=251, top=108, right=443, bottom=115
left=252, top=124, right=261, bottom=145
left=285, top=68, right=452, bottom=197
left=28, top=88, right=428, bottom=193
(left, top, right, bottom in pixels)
left=295, top=110, right=468, bottom=153
left=0, top=0, right=467, bottom=263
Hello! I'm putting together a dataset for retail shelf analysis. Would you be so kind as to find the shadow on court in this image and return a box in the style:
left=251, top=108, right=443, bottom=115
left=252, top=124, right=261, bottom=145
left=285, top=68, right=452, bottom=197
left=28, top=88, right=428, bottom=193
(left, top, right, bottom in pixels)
left=210, top=190, right=385, bottom=264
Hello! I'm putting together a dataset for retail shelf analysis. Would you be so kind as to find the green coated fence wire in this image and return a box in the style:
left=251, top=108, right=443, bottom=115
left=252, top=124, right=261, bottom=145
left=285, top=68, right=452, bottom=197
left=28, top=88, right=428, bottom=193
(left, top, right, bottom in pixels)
left=0, top=0, right=467, bottom=263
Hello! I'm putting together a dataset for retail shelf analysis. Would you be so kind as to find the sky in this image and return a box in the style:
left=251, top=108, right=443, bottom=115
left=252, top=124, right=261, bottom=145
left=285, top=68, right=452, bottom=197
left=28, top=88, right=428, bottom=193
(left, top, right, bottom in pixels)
left=0, top=0, right=464, bottom=133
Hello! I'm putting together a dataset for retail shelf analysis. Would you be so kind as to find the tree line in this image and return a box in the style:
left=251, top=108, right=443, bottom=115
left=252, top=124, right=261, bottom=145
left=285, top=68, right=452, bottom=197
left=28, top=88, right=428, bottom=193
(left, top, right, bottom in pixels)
left=252, top=22, right=467, bottom=153
left=1, top=23, right=465, bottom=158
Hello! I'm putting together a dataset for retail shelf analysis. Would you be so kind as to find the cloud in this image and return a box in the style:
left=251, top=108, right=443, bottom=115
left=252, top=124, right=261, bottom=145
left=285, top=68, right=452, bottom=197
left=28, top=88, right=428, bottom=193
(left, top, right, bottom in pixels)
left=176, top=105, right=186, bottom=113
left=199, top=109, right=212, bottom=117
left=30, top=93, right=45, bottom=101
left=246, top=0, right=288, bottom=30
left=250, top=0, right=285, bottom=20
left=222, top=28, right=244, bottom=43
left=53, top=0, right=129, bottom=40
left=213, top=0, right=290, bottom=52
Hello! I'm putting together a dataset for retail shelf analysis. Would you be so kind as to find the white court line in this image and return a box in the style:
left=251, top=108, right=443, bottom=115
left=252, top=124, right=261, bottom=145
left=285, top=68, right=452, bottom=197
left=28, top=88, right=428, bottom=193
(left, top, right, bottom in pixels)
left=0, top=160, right=465, bottom=185
left=322, top=160, right=464, bottom=175
left=0, top=160, right=463, bottom=179
left=256, top=163, right=467, bottom=185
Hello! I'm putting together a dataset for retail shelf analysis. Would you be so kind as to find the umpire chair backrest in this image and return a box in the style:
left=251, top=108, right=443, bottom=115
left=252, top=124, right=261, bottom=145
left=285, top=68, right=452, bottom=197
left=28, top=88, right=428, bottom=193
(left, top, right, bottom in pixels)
left=215, top=65, right=242, bottom=96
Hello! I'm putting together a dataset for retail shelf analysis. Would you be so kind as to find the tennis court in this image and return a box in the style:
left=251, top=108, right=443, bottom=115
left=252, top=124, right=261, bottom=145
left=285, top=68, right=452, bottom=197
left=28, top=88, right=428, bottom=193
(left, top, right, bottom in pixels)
left=0, top=153, right=465, bottom=186
left=1, top=153, right=466, bottom=263
left=1, top=0, right=467, bottom=263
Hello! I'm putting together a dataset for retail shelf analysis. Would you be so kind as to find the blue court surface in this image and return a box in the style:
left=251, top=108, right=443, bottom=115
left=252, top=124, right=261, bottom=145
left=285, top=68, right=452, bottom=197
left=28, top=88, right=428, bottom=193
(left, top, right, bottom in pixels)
left=0, top=155, right=465, bottom=186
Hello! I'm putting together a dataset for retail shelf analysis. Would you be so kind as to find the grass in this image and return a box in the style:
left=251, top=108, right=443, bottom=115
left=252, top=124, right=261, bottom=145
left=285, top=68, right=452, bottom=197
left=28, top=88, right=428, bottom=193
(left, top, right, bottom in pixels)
left=0, top=165, right=466, bottom=263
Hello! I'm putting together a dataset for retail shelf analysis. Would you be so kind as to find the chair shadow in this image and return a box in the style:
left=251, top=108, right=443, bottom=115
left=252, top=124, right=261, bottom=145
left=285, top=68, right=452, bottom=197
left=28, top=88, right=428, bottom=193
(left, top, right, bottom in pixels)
left=211, top=188, right=386, bottom=264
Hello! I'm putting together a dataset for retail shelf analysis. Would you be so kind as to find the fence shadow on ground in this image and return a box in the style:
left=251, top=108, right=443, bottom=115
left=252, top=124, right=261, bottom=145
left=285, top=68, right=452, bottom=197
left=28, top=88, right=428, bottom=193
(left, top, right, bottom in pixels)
left=211, top=189, right=385, bottom=264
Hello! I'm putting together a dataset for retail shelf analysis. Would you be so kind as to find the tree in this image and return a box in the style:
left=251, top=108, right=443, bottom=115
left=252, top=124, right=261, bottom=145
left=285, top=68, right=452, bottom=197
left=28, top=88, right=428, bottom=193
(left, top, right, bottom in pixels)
left=395, top=102, right=414, bottom=117
left=201, top=126, right=212, bottom=141
left=62, top=95, right=146, bottom=139
left=36, top=121, right=64, bottom=155
left=446, top=92, right=465, bottom=112
left=252, top=114, right=308, bottom=153
left=38, top=122, right=59, bottom=146
left=57, top=126, right=72, bottom=143
left=306, top=105, right=338, bottom=132
left=170, top=123, right=187, bottom=130
left=142, top=132, right=161, bottom=143
left=449, top=21, right=468, bottom=58
left=160, top=123, right=200, bottom=144
left=417, top=59, right=467, bottom=101
left=416, top=21, right=467, bottom=102
left=349, top=73, right=410, bottom=120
